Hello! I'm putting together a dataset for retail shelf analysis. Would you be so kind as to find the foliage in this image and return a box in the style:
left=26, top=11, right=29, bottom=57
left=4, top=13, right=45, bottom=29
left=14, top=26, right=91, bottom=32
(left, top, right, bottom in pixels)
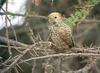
left=65, top=0, right=100, bottom=28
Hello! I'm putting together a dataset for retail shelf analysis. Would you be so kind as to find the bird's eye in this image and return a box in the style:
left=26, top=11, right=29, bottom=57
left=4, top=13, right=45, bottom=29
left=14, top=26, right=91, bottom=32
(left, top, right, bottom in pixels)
left=54, top=16, right=57, bottom=19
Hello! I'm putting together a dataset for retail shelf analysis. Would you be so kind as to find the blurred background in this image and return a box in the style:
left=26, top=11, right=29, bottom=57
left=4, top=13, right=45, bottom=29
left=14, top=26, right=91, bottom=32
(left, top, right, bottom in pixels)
left=0, top=0, right=100, bottom=46
left=0, top=0, right=100, bottom=73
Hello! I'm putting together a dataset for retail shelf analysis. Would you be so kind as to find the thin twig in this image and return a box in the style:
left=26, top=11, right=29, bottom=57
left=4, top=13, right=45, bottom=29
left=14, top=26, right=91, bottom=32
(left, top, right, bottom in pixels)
left=0, top=44, right=34, bottom=73
left=0, top=36, right=27, bottom=47
left=0, top=11, right=48, bottom=19
left=18, top=53, right=100, bottom=64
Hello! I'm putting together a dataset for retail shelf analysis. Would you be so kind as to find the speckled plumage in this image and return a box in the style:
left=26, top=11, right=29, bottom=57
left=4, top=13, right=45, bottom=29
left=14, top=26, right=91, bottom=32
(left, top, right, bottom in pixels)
left=48, top=12, right=74, bottom=52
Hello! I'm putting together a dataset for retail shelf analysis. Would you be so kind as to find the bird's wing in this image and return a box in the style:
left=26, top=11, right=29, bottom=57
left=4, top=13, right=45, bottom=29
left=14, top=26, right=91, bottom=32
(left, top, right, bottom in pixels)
left=57, top=27, right=74, bottom=48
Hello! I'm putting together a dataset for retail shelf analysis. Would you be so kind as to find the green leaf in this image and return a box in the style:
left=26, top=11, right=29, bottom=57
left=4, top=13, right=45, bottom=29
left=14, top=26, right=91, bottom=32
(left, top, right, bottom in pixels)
left=65, top=0, right=100, bottom=29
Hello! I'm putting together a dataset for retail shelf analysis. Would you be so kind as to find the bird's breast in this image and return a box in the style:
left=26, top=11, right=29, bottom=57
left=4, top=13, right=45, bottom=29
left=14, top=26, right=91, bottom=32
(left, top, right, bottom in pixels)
left=48, top=26, right=73, bottom=49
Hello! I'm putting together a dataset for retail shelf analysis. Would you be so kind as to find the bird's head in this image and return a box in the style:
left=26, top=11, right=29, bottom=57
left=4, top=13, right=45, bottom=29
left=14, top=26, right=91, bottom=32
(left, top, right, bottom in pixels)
left=48, top=12, right=64, bottom=25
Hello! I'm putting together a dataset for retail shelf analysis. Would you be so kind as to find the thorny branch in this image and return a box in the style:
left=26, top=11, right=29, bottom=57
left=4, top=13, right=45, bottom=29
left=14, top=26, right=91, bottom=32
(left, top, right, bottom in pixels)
left=0, top=36, right=27, bottom=47
left=18, top=53, right=100, bottom=64
left=0, top=44, right=34, bottom=73
left=67, top=58, right=96, bottom=73
left=0, top=36, right=100, bottom=73
left=0, top=11, right=48, bottom=19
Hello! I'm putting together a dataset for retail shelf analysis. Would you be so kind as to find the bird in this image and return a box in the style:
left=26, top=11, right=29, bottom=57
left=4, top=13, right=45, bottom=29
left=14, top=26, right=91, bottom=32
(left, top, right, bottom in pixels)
left=48, top=12, right=74, bottom=52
